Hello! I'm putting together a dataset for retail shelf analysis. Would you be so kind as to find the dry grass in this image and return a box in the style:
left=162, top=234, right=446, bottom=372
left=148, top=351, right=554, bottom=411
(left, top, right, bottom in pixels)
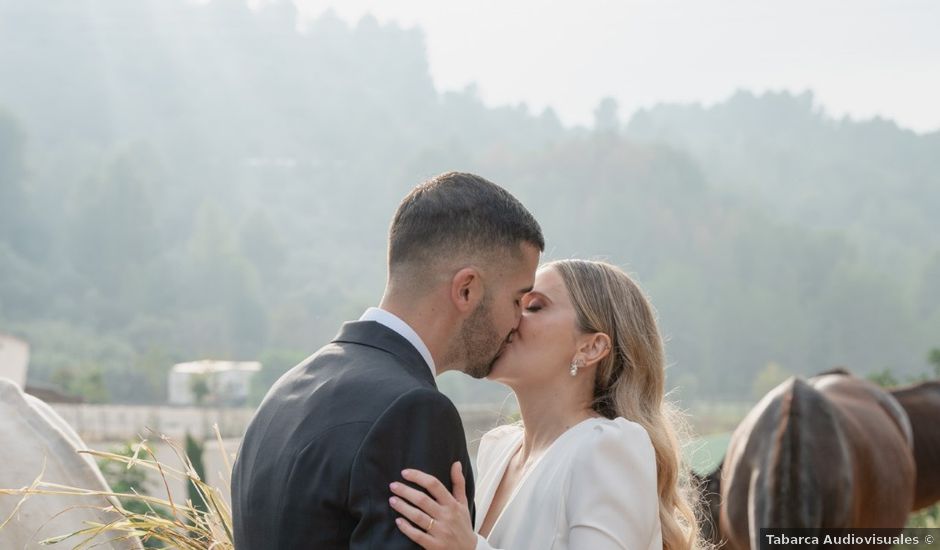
left=0, top=426, right=233, bottom=549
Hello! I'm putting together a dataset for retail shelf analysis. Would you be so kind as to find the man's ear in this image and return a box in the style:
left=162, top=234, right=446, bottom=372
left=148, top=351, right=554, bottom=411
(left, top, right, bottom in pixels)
left=450, top=266, right=483, bottom=313
left=577, top=332, right=612, bottom=368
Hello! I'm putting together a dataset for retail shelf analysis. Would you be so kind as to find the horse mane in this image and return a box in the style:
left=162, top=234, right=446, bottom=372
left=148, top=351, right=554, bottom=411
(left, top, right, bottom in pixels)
left=766, top=377, right=848, bottom=527
left=767, top=379, right=803, bottom=524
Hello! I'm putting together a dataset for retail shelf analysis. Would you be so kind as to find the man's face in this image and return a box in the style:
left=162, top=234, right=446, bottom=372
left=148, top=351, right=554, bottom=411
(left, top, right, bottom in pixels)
left=460, top=243, right=540, bottom=378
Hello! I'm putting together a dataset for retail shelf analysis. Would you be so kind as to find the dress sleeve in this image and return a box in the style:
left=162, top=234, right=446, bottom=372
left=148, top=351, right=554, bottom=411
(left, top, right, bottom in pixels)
left=566, top=419, right=660, bottom=550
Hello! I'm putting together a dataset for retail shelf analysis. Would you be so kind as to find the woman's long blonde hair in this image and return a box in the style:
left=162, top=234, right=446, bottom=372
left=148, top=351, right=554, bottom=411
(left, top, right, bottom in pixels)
left=550, top=259, right=702, bottom=550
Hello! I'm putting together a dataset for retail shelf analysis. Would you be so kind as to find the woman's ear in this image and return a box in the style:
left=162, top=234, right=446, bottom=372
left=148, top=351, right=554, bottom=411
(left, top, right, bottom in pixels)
left=450, top=266, right=483, bottom=313
left=578, top=332, right=612, bottom=368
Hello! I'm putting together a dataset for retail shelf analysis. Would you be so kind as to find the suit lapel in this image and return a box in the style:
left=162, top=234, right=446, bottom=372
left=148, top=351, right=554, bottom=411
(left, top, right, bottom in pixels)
left=331, top=321, right=437, bottom=387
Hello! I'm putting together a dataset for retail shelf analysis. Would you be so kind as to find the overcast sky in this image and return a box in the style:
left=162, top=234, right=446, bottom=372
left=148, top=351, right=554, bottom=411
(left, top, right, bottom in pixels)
left=292, top=0, right=940, bottom=133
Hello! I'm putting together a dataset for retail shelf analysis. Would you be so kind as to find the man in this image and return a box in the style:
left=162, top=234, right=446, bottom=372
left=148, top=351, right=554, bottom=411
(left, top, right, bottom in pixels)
left=232, top=172, right=543, bottom=549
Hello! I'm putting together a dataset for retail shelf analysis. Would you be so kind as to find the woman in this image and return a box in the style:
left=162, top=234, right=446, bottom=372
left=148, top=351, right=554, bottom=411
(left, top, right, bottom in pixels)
left=388, top=260, right=702, bottom=550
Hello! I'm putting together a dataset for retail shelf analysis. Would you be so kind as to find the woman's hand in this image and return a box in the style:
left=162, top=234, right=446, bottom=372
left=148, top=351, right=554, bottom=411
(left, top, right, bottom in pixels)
left=389, top=461, right=477, bottom=550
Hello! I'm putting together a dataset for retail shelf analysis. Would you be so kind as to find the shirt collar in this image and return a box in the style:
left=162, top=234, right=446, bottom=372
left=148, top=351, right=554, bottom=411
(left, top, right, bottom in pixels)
left=359, top=307, right=436, bottom=376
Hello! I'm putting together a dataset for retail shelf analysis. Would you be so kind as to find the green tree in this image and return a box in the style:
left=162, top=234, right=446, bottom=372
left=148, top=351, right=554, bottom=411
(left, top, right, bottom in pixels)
left=67, top=146, right=164, bottom=293
left=593, top=97, right=620, bottom=135
left=49, top=364, right=109, bottom=403
left=867, top=368, right=899, bottom=388
left=0, top=110, right=28, bottom=251
left=0, top=109, right=46, bottom=262
left=239, top=210, right=287, bottom=283
left=929, top=348, right=940, bottom=378
left=917, top=253, right=940, bottom=319
left=127, top=346, right=176, bottom=404
left=176, top=202, right=269, bottom=357
left=190, top=373, right=211, bottom=407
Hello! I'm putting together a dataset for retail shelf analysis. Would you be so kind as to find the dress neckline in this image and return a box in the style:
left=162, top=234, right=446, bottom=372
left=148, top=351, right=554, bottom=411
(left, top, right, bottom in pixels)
left=478, top=416, right=606, bottom=539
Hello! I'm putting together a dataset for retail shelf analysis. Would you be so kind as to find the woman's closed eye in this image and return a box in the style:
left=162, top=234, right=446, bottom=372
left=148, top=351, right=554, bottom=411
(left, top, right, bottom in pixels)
left=521, top=291, right=547, bottom=313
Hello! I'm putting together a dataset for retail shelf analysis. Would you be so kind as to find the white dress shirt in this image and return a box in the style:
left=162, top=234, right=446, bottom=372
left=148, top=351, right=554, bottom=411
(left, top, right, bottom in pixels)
left=359, top=307, right=436, bottom=376
left=473, top=417, right=663, bottom=550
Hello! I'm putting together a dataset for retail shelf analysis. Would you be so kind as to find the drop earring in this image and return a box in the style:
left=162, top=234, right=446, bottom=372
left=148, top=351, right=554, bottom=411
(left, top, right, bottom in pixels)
left=569, top=359, right=581, bottom=377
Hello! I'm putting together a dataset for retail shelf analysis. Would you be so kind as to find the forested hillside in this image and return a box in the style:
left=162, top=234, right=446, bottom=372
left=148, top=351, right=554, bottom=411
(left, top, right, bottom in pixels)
left=1, top=0, right=937, bottom=404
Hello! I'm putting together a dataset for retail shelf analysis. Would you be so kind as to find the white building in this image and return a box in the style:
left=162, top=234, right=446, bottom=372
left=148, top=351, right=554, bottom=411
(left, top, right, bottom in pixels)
left=168, top=360, right=261, bottom=406
left=0, top=333, right=29, bottom=388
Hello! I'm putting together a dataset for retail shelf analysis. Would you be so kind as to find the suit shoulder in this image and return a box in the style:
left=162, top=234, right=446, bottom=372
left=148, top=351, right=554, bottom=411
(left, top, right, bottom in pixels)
left=381, top=386, right=461, bottom=419
left=277, top=341, right=428, bottom=398
left=355, top=387, right=466, bottom=455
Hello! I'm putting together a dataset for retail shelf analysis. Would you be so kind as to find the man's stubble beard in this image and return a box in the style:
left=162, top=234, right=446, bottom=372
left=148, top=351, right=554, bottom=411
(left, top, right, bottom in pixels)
left=454, top=298, right=504, bottom=380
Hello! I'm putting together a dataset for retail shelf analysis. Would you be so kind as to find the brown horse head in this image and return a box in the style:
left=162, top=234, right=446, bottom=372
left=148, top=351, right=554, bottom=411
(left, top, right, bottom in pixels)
left=891, top=380, right=940, bottom=510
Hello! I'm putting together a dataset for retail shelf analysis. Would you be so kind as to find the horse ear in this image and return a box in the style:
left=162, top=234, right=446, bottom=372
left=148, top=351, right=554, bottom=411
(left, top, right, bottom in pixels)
left=816, top=366, right=852, bottom=377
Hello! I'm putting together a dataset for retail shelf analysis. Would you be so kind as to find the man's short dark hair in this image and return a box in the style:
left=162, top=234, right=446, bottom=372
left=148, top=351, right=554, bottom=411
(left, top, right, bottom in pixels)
left=389, top=172, right=544, bottom=271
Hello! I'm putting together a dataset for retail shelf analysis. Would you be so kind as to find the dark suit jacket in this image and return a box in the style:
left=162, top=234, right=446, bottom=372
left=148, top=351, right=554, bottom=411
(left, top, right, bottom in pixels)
left=231, top=321, right=475, bottom=549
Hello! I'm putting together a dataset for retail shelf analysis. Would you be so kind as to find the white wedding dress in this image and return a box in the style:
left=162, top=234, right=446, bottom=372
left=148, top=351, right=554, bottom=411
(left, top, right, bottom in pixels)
left=472, top=417, right=663, bottom=550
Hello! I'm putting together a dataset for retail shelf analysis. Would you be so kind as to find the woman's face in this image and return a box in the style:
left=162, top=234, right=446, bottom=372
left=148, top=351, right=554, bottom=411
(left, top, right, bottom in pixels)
left=488, top=267, right=582, bottom=388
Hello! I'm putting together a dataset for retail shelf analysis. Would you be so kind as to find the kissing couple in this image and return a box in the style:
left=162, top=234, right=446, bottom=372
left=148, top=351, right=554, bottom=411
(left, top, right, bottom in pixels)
left=231, top=172, right=702, bottom=550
